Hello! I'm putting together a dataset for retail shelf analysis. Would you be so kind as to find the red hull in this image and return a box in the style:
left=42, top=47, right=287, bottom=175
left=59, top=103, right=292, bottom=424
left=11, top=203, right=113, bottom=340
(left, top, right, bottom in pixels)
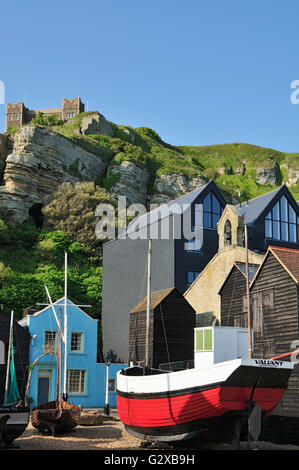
left=117, top=385, right=285, bottom=429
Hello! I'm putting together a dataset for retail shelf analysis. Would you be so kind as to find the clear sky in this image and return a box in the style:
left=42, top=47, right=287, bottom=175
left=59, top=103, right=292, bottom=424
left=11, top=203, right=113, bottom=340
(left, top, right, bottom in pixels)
left=0, top=0, right=299, bottom=152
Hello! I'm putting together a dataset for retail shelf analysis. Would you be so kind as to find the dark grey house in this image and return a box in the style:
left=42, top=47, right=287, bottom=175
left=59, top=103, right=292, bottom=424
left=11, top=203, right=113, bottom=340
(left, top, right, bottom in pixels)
left=237, top=185, right=299, bottom=252
left=101, top=180, right=227, bottom=362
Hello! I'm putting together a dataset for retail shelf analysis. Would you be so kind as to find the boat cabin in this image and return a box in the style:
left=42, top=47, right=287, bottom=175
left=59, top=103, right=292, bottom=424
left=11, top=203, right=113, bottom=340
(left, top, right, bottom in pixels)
left=194, top=326, right=253, bottom=368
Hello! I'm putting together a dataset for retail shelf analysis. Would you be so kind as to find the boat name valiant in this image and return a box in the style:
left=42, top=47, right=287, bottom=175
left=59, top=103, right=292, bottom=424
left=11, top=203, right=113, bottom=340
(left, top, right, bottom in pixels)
left=254, top=359, right=284, bottom=367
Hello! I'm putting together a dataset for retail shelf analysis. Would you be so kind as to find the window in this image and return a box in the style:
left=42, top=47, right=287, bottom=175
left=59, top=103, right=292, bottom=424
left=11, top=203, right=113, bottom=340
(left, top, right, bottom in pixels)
left=44, top=331, right=57, bottom=347
left=66, top=112, right=75, bottom=118
left=67, top=370, right=86, bottom=394
left=15, top=114, right=19, bottom=120
left=187, top=271, right=200, bottom=287
left=71, top=332, right=83, bottom=352
left=265, top=195, right=299, bottom=243
left=195, top=329, right=213, bottom=351
left=8, top=115, right=13, bottom=121
left=186, top=237, right=202, bottom=252
left=203, top=192, right=223, bottom=229
left=224, top=220, right=232, bottom=246
left=108, top=378, right=116, bottom=392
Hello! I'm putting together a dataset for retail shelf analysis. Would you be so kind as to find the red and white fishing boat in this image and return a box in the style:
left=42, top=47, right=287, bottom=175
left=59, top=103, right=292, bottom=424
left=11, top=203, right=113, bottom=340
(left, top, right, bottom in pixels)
left=117, top=236, right=294, bottom=443
left=117, top=353, right=293, bottom=442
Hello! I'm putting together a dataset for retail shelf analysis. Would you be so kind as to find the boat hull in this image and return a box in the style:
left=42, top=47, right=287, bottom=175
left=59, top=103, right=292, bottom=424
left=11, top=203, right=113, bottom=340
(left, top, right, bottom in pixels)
left=31, top=401, right=81, bottom=435
left=0, top=407, right=30, bottom=446
left=117, top=359, right=293, bottom=442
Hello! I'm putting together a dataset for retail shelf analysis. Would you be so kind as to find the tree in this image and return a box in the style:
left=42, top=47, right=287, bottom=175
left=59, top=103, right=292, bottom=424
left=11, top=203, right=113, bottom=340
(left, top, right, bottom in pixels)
left=42, top=182, right=117, bottom=263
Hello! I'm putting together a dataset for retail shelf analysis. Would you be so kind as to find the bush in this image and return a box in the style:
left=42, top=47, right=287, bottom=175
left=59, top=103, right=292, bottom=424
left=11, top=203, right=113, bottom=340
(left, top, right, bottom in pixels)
left=32, top=112, right=64, bottom=127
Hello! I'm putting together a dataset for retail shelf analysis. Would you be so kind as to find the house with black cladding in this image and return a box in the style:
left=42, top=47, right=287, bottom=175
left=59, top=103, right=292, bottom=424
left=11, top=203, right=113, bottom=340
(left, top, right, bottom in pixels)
left=101, top=180, right=227, bottom=363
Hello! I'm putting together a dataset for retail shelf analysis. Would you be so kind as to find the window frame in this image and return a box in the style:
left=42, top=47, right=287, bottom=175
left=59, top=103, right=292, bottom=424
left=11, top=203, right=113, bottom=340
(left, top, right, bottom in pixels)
left=67, top=369, right=86, bottom=395
left=265, top=195, right=299, bottom=244
left=70, top=332, right=83, bottom=353
left=202, top=192, right=223, bottom=229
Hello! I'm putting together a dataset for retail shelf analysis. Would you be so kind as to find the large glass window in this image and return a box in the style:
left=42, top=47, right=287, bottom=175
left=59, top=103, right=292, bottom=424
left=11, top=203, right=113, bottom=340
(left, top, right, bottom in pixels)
left=202, top=192, right=223, bottom=229
left=265, top=195, right=299, bottom=243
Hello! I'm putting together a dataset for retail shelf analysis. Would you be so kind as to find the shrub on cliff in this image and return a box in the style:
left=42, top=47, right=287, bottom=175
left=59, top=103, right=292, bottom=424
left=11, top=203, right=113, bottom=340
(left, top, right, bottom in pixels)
left=32, top=111, right=64, bottom=127
left=42, top=182, right=117, bottom=263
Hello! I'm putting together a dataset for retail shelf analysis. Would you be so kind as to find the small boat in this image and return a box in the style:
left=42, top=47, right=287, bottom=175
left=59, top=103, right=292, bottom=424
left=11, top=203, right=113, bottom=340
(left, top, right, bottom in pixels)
left=117, top=235, right=294, bottom=445
left=30, top=254, right=81, bottom=435
left=31, top=400, right=81, bottom=436
left=0, top=311, right=30, bottom=447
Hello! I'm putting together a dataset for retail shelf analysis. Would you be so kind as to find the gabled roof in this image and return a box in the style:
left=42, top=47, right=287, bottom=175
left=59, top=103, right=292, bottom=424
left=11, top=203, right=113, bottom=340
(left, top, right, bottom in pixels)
left=250, top=245, right=299, bottom=287
left=235, top=262, right=260, bottom=281
left=18, top=297, right=96, bottom=327
left=118, top=180, right=227, bottom=239
left=130, top=287, right=189, bottom=313
left=268, top=246, right=299, bottom=283
left=218, top=262, right=260, bottom=294
left=237, top=187, right=282, bottom=225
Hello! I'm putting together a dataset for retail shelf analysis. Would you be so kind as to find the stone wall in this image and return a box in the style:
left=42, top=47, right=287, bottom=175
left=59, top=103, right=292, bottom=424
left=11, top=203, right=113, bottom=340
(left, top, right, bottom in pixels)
left=184, top=246, right=264, bottom=322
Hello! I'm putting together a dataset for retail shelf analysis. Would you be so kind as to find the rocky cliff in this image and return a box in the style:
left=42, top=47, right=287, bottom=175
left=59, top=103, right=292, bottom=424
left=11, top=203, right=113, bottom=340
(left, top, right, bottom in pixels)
left=0, top=126, right=107, bottom=223
left=0, top=113, right=298, bottom=225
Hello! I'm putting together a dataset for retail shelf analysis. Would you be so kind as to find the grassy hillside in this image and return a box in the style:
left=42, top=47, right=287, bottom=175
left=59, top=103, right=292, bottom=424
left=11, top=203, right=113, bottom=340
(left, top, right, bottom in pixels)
left=2, top=112, right=298, bottom=326
left=46, top=113, right=299, bottom=202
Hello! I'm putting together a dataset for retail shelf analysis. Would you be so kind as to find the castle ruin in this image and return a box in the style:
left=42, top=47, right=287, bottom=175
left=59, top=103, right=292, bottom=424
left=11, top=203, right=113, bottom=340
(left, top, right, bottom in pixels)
left=6, top=97, right=85, bottom=130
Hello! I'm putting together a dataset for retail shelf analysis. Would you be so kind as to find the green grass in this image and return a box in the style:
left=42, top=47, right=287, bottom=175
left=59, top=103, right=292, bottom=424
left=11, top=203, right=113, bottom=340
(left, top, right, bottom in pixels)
left=7, top=114, right=299, bottom=203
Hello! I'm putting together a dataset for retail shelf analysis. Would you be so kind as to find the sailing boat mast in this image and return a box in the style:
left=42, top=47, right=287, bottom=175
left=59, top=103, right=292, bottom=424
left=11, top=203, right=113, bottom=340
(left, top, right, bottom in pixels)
left=145, top=239, right=152, bottom=369
left=4, top=311, right=14, bottom=397
left=57, top=307, right=62, bottom=408
left=63, top=252, right=68, bottom=399
left=244, top=225, right=252, bottom=359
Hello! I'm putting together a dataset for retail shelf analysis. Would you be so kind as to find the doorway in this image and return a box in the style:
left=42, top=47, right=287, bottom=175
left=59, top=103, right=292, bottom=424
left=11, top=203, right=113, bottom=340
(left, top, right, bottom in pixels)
left=37, top=369, right=52, bottom=405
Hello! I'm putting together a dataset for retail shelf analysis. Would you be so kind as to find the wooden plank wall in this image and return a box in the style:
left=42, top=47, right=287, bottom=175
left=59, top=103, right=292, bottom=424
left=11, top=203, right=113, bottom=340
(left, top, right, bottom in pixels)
left=129, top=290, right=195, bottom=369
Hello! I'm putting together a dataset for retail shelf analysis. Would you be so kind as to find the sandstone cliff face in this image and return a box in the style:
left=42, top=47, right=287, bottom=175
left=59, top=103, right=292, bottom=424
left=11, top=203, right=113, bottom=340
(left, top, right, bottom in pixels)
left=0, top=126, right=107, bottom=223
left=109, top=161, right=150, bottom=206
left=149, top=174, right=207, bottom=205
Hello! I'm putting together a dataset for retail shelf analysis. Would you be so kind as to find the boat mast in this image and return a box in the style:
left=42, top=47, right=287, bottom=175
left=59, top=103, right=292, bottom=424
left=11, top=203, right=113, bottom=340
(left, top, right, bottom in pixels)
left=57, top=307, right=62, bottom=408
left=145, top=239, right=152, bottom=369
left=4, top=311, right=14, bottom=398
left=63, top=252, right=68, bottom=399
left=245, top=225, right=252, bottom=359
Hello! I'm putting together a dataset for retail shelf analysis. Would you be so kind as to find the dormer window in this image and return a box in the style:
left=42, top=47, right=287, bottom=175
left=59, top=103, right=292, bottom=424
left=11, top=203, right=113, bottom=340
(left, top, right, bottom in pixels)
left=265, top=195, right=298, bottom=243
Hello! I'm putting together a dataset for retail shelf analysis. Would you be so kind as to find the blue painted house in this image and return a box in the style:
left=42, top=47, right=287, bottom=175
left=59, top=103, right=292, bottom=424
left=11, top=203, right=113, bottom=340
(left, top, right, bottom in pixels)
left=19, top=297, right=126, bottom=409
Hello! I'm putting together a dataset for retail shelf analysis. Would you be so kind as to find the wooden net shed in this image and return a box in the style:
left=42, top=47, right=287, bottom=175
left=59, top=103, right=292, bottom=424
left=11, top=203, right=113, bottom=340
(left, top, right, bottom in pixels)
left=129, top=287, right=195, bottom=369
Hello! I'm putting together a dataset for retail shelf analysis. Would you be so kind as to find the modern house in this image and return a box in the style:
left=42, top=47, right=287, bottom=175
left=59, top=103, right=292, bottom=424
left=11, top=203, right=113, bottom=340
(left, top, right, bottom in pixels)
left=185, top=184, right=299, bottom=324
left=101, top=180, right=227, bottom=363
left=219, top=245, right=299, bottom=444
left=0, top=310, right=30, bottom=406
left=19, top=298, right=126, bottom=410
left=236, top=184, right=299, bottom=252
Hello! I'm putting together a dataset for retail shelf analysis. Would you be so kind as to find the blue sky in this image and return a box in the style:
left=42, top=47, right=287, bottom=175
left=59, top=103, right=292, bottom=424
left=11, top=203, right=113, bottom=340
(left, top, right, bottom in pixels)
left=0, top=0, right=298, bottom=152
